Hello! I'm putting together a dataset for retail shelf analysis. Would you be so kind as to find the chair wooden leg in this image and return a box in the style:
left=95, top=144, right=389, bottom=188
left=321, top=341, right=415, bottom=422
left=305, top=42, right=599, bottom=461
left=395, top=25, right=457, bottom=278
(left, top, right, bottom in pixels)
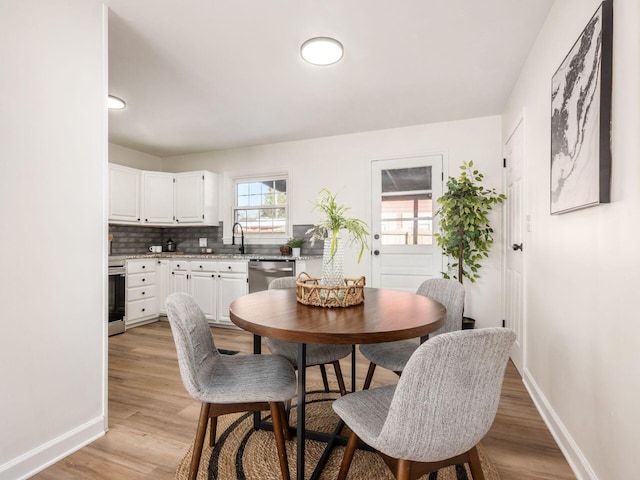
left=332, top=360, right=347, bottom=396
left=396, top=458, right=413, bottom=480
left=189, top=402, right=210, bottom=480
left=209, top=416, right=217, bottom=447
left=362, top=362, right=376, bottom=390
left=270, top=402, right=291, bottom=480
left=337, top=431, right=360, bottom=480
left=319, top=364, right=330, bottom=392
left=276, top=401, right=292, bottom=441
left=467, top=446, right=486, bottom=480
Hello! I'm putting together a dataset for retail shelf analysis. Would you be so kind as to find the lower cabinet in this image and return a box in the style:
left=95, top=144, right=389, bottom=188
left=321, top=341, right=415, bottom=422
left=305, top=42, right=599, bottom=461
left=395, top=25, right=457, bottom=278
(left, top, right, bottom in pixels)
left=217, top=273, right=248, bottom=324
left=163, top=259, right=248, bottom=327
left=190, top=266, right=218, bottom=320
left=126, top=259, right=159, bottom=328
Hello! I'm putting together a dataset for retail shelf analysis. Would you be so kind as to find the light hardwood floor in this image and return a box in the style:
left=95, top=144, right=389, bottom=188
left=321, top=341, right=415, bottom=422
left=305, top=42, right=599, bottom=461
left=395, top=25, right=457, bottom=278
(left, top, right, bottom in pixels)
left=33, top=321, right=576, bottom=479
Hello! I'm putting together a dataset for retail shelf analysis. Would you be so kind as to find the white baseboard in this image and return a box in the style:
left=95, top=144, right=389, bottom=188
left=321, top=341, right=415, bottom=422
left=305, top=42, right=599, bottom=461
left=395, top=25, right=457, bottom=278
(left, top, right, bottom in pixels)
left=0, top=416, right=106, bottom=480
left=522, top=368, right=598, bottom=480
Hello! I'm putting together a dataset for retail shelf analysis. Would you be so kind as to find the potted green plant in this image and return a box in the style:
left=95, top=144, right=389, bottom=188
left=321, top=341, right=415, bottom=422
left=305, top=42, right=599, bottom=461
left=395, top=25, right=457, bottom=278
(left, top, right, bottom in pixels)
left=286, top=237, right=306, bottom=257
left=307, top=189, right=369, bottom=285
left=434, top=161, right=506, bottom=328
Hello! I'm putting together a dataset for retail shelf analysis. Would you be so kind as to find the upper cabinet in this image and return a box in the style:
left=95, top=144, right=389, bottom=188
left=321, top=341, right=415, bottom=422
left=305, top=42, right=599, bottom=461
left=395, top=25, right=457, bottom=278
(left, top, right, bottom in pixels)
left=142, top=171, right=175, bottom=225
left=109, top=164, right=141, bottom=224
left=109, top=164, right=219, bottom=227
left=175, top=171, right=219, bottom=225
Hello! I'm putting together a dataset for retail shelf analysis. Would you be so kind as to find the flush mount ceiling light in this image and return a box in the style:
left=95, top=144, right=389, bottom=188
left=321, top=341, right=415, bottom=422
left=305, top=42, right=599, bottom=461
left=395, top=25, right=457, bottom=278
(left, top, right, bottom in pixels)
left=108, top=95, right=126, bottom=110
left=300, top=37, right=344, bottom=66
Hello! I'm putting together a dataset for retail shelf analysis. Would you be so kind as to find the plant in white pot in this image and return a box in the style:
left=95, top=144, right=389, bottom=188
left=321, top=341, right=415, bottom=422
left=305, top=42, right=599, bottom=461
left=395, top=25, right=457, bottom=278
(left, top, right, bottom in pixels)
left=307, top=189, right=369, bottom=286
left=434, top=161, right=506, bottom=328
left=286, top=237, right=306, bottom=257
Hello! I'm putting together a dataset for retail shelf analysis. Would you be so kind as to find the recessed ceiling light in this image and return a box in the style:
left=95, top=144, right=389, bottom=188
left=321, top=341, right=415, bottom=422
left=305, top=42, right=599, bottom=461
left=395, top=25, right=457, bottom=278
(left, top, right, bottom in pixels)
left=300, top=37, right=344, bottom=66
left=108, top=95, right=126, bottom=110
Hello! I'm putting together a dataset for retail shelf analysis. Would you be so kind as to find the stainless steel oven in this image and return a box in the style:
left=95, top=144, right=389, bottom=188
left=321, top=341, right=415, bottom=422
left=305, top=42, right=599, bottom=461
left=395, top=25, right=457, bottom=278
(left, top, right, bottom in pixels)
left=108, top=259, right=126, bottom=336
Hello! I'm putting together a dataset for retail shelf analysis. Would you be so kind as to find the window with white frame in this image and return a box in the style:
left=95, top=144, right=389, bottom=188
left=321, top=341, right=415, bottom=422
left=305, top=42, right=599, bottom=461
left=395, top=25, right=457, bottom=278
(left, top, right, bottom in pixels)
left=233, top=176, right=288, bottom=235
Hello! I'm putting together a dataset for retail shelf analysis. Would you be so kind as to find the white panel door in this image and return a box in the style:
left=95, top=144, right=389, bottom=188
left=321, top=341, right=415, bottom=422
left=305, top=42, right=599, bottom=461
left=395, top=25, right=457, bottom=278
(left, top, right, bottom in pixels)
left=371, top=155, right=443, bottom=291
left=505, top=120, right=525, bottom=374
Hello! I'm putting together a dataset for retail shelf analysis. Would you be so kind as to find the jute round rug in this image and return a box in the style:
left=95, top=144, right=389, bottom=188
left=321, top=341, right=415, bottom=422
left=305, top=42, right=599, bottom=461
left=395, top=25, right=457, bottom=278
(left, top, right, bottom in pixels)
left=175, top=388, right=500, bottom=480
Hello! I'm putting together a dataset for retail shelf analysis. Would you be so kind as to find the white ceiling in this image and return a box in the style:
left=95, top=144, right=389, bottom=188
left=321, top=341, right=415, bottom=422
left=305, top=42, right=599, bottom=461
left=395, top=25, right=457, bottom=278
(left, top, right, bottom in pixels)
left=108, top=0, right=554, bottom=157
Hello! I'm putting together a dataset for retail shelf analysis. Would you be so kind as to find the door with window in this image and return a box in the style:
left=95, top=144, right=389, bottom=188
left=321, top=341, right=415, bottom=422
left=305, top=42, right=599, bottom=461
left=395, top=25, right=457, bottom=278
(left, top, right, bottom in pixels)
left=371, top=155, right=443, bottom=291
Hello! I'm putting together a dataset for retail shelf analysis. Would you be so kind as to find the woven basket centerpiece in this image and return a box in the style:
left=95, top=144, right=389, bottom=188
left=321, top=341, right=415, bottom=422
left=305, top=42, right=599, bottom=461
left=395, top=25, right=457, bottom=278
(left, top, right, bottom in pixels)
left=296, top=272, right=365, bottom=308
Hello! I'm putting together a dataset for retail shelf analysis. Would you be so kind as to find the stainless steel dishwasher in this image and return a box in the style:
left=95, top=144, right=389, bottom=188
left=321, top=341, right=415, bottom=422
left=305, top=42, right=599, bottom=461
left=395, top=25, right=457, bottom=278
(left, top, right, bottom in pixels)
left=248, top=259, right=295, bottom=293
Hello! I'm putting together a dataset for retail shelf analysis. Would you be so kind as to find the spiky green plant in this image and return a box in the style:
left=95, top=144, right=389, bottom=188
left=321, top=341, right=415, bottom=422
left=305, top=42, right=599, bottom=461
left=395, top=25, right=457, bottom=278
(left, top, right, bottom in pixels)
left=434, top=161, right=506, bottom=283
left=307, top=189, right=369, bottom=263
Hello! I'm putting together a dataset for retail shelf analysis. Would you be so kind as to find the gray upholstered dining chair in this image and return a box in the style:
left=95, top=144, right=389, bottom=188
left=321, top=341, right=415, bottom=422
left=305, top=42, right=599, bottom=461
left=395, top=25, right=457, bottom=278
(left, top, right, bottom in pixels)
left=266, top=276, right=351, bottom=396
left=333, top=328, right=516, bottom=480
left=166, top=293, right=297, bottom=480
left=359, top=278, right=465, bottom=389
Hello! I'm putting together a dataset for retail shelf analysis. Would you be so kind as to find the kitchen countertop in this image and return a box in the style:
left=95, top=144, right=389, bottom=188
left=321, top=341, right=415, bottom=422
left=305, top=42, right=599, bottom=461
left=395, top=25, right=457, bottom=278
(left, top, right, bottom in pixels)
left=109, top=253, right=322, bottom=262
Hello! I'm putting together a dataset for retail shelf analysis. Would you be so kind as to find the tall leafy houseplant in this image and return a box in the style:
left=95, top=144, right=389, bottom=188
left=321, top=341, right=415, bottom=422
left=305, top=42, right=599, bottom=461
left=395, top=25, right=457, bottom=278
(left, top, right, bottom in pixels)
left=307, top=189, right=369, bottom=261
left=435, top=161, right=506, bottom=283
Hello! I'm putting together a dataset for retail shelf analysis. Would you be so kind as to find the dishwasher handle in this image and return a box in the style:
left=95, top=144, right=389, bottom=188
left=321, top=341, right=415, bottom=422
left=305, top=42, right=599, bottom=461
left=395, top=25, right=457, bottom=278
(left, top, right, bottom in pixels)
left=249, top=266, right=294, bottom=274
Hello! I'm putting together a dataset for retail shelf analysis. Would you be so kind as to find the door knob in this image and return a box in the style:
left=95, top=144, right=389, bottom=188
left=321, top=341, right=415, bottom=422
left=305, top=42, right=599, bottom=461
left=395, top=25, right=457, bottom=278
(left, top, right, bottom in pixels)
left=512, top=243, right=523, bottom=251
left=373, top=250, right=380, bottom=255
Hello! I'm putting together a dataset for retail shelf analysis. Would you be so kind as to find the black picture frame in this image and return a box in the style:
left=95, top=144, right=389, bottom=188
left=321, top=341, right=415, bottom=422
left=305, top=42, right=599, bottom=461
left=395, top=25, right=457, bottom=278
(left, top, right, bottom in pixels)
left=550, top=0, right=613, bottom=215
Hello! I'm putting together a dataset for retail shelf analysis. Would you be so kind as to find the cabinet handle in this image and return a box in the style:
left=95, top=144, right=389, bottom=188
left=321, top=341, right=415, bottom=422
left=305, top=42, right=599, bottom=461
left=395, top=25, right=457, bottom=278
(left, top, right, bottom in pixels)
left=211, top=274, right=215, bottom=278
left=172, top=272, right=174, bottom=275
left=142, top=308, right=145, bottom=312
left=142, top=278, right=146, bottom=282
left=142, top=265, right=146, bottom=269
left=199, top=265, right=203, bottom=269
left=228, top=266, right=232, bottom=270
left=141, top=291, right=145, bottom=295
left=177, top=264, right=180, bottom=268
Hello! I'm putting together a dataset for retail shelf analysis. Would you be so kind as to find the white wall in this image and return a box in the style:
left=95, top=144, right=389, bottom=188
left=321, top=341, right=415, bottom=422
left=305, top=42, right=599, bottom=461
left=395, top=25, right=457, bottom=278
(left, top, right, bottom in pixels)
left=164, top=116, right=505, bottom=327
left=502, top=0, right=640, bottom=478
left=109, top=142, right=162, bottom=170
left=0, top=1, right=107, bottom=479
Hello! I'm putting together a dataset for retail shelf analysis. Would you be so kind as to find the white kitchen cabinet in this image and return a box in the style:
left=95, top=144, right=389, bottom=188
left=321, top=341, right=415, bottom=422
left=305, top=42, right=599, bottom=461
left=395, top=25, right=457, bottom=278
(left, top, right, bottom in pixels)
left=142, top=171, right=175, bottom=225
left=175, top=171, right=219, bottom=226
left=191, top=271, right=217, bottom=319
left=109, top=164, right=140, bottom=224
left=170, top=260, right=190, bottom=295
left=216, top=261, right=248, bottom=325
left=295, top=258, right=322, bottom=278
left=126, top=259, right=159, bottom=328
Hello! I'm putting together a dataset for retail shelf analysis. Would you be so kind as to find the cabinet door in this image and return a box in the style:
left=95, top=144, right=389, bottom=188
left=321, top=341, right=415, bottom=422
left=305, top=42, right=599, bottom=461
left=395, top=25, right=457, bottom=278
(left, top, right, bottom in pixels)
left=217, top=274, right=248, bottom=324
left=142, top=171, right=175, bottom=225
left=171, top=270, right=189, bottom=295
left=175, top=172, right=204, bottom=224
left=191, top=271, right=217, bottom=320
left=109, top=164, right=140, bottom=223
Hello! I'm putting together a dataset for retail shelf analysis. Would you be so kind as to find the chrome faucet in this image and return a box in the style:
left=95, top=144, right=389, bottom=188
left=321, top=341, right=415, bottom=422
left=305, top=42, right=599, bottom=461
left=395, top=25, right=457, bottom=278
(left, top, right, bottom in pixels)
left=232, top=222, right=245, bottom=254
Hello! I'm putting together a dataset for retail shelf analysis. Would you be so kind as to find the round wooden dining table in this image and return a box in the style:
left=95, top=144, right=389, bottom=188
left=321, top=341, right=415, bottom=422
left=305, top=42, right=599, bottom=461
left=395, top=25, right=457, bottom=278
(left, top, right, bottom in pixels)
left=229, top=287, right=446, bottom=480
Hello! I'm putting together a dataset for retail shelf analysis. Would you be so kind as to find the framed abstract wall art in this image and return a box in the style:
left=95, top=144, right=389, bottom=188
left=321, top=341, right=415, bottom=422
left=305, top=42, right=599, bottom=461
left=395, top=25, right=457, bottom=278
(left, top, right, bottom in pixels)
left=550, top=0, right=613, bottom=215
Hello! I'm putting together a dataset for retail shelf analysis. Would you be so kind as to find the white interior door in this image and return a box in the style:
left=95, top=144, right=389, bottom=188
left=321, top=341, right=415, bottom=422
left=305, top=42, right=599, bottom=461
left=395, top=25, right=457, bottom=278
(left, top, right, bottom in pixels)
left=505, top=120, right=525, bottom=374
left=371, top=155, right=443, bottom=291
